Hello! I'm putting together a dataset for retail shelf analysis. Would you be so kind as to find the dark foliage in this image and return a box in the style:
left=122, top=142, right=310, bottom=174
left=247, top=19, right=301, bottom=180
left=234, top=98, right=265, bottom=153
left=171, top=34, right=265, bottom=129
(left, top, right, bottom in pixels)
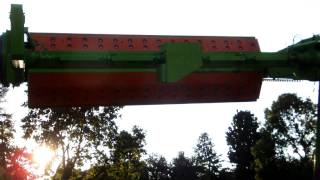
left=252, top=93, right=316, bottom=180
left=171, top=152, right=198, bottom=180
left=264, top=93, right=316, bottom=160
left=83, top=126, right=146, bottom=180
left=142, top=154, right=171, bottom=180
left=226, top=111, right=260, bottom=180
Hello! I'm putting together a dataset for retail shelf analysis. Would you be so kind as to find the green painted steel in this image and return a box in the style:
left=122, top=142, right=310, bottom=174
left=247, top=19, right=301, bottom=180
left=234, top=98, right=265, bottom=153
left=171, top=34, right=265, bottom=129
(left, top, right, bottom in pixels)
left=3, top=36, right=320, bottom=84
left=1, top=32, right=23, bottom=86
left=158, top=43, right=202, bottom=82
left=2, top=4, right=320, bottom=86
left=9, top=4, right=25, bottom=60
left=0, top=4, right=25, bottom=86
left=20, top=40, right=320, bottom=82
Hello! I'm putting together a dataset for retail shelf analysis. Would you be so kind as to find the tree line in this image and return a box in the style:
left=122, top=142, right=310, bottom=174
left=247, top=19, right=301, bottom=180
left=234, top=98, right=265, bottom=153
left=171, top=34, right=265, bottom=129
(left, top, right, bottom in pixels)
left=0, top=86, right=317, bottom=180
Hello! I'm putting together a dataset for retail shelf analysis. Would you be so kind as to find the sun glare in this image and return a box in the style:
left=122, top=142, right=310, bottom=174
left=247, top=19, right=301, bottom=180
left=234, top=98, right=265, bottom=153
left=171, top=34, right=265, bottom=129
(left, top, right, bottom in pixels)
left=33, top=145, right=55, bottom=169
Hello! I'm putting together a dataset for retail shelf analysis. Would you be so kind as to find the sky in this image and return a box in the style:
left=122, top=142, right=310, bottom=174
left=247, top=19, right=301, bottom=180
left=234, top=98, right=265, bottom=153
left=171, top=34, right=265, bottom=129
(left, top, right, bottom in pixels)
left=1, top=0, right=320, bottom=166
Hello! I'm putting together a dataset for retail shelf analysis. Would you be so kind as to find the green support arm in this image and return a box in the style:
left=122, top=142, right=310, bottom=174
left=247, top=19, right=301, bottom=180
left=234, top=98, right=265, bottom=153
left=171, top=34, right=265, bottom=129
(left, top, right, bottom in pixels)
left=2, top=4, right=320, bottom=87
left=23, top=38, right=320, bottom=81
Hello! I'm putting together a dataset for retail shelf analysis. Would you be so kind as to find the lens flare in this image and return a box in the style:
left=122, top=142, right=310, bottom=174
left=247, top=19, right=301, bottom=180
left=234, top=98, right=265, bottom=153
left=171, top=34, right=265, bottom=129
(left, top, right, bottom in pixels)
left=33, top=145, right=54, bottom=169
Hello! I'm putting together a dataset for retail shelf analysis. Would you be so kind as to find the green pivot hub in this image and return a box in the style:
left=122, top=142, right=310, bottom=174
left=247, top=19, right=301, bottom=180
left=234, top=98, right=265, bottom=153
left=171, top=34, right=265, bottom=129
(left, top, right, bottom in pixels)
left=158, top=43, right=202, bottom=82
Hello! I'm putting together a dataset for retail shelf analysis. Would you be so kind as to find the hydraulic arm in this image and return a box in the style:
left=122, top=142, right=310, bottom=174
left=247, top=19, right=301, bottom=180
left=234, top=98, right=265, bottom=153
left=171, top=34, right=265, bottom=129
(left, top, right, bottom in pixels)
left=1, top=4, right=320, bottom=107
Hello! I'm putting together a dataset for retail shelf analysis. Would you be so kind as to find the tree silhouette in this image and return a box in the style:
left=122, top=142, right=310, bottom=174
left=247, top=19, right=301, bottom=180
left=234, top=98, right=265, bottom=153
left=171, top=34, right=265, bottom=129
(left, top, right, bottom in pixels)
left=226, top=111, right=260, bottom=180
left=143, top=154, right=170, bottom=180
left=0, top=87, right=13, bottom=169
left=107, top=126, right=147, bottom=180
left=83, top=126, right=147, bottom=180
left=264, top=93, right=316, bottom=160
left=171, top=152, right=197, bottom=180
left=251, top=129, right=278, bottom=180
left=258, top=93, right=316, bottom=180
left=194, top=132, right=221, bottom=179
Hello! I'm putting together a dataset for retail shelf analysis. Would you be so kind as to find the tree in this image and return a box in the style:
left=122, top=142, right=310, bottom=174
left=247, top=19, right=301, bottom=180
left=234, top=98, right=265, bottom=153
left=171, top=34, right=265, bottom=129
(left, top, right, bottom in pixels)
left=226, top=111, right=260, bottom=180
left=251, top=129, right=313, bottom=180
left=21, top=106, right=121, bottom=179
left=0, top=87, right=13, bottom=169
left=194, top=132, right=221, bottom=179
left=171, top=152, right=197, bottom=180
left=4, top=147, right=35, bottom=179
left=251, top=129, right=277, bottom=180
left=264, top=93, right=316, bottom=160
left=0, top=87, right=35, bottom=179
left=143, top=154, right=170, bottom=180
left=259, top=93, right=316, bottom=180
left=107, top=126, right=147, bottom=180
left=218, top=168, right=236, bottom=180
left=84, top=126, right=147, bottom=180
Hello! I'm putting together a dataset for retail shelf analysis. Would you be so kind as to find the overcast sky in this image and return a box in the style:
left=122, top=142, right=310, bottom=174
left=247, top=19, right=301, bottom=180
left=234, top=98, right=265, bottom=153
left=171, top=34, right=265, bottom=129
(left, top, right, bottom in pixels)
left=1, top=0, right=320, bottom=166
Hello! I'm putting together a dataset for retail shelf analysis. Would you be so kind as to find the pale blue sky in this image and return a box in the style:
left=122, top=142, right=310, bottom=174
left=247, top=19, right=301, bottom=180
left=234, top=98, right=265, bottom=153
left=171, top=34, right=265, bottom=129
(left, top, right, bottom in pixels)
left=1, top=0, right=320, bottom=166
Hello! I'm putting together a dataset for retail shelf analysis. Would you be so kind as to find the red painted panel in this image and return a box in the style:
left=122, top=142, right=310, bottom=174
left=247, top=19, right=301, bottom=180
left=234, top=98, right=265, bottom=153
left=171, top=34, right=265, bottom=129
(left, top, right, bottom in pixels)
left=30, top=33, right=260, bottom=52
left=28, top=72, right=262, bottom=107
left=28, top=33, right=262, bottom=107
